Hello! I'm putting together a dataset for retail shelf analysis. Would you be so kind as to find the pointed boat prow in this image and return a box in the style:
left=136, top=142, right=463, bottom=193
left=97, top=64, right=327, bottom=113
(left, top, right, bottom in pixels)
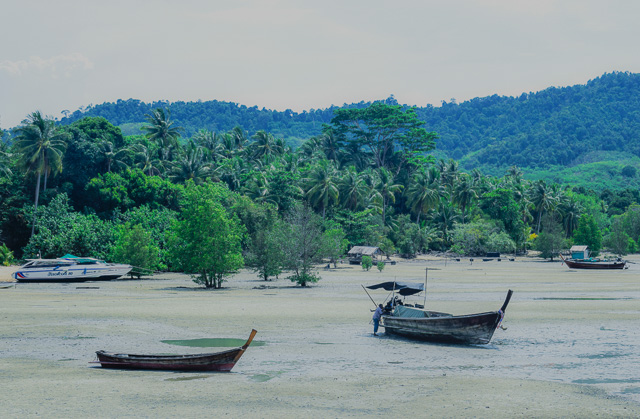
left=242, top=329, right=258, bottom=350
left=500, top=289, right=513, bottom=313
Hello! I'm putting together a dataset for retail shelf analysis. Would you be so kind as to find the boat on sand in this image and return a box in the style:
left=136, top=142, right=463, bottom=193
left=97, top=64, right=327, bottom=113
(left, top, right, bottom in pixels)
left=93, top=329, right=257, bottom=372
left=560, top=254, right=626, bottom=270
left=367, top=282, right=513, bottom=345
left=13, top=254, right=132, bottom=282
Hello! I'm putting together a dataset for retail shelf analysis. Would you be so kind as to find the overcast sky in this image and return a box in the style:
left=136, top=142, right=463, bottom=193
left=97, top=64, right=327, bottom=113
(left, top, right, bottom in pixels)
left=2, top=0, right=639, bottom=128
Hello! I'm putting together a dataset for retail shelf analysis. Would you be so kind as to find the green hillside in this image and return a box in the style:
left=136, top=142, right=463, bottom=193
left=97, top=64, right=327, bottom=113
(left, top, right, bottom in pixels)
left=42, top=71, right=640, bottom=190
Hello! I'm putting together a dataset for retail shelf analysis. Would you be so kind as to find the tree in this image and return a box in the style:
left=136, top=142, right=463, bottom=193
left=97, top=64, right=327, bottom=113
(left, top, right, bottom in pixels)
left=374, top=167, right=403, bottom=225
left=169, top=141, right=212, bottom=184
left=13, top=111, right=68, bottom=237
left=330, top=102, right=437, bottom=172
left=0, top=243, right=14, bottom=266
left=320, top=223, right=348, bottom=268
left=573, top=214, right=603, bottom=256
left=279, top=203, right=324, bottom=286
left=245, top=220, right=285, bottom=281
left=530, top=180, right=561, bottom=233
left=304, top=160, right=339, bottom=219
left=111, top=223, right=160, bottom=276
left=167, top=182, right=245, bottom=288
left=22, top=193, right=116, bottom=259
left=143, top=108, right=183, bottom=161
left=604, top=216, right=631, bottom=255
left=534, top=215, right=567, bottom=261
left=376, top=260, right=385, bottom=272
left=621, top=165, right=636, bottom=178
left=361, top=255, right=373, bottom=271
left=406, top=168, right=440, bottom=225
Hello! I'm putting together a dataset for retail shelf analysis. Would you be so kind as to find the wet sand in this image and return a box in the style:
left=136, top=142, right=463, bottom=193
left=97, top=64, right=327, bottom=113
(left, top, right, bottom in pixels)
left=1, top=256, right=639, bottom=418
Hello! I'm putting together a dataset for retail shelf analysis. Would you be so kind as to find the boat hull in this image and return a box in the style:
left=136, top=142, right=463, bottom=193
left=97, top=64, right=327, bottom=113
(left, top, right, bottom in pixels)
left=94, top=330, right=257, bottom=372
left=382, top=311, right=503, bottom=345
left=564, top=259, right=626, bottom=269
left=96, top=349, right=243, bottom=372
left=14, top=263, right=132, bottom=282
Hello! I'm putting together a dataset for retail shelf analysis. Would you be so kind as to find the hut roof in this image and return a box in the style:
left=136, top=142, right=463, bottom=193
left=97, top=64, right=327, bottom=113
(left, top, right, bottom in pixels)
left=347, top=246, right=381, bottom=255
left=570, top=245, right=589, bottom=252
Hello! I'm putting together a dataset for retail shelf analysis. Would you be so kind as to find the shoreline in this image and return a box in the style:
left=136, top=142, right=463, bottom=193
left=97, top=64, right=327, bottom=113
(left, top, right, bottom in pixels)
left=1, top=256, right=639, bottom=417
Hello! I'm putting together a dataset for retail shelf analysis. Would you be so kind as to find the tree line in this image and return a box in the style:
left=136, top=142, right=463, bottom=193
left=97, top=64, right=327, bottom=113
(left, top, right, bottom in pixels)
left=46, top=72, right=640, bottom=176
left=1, top=102, right=639, bottom=286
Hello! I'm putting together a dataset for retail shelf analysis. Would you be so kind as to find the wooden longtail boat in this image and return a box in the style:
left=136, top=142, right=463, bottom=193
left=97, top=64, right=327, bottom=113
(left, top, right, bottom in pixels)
left=94, top=329, right=257, bottom=372
left=560, top=254, right=626, bottom=270
left=381, top=290, right=513, bottom=345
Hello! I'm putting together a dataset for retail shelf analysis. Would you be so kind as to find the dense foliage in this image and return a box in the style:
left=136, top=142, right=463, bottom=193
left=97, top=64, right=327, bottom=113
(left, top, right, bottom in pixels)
left=2, top=77, right=640, bottom=287
left=35, top=72, right=640, bottom=181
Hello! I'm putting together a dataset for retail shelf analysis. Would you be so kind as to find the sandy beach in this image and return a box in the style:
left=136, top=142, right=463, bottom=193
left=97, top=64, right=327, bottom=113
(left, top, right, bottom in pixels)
left=1, top=256, right=639, bottom=418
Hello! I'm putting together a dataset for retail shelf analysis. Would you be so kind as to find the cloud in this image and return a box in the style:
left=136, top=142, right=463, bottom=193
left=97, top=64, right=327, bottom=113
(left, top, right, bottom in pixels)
left=0, top=53, right=94, bottom=78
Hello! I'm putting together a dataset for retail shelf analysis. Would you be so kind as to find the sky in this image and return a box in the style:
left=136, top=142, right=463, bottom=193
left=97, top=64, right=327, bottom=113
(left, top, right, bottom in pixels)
left=2, top=0, right=640, bottom=129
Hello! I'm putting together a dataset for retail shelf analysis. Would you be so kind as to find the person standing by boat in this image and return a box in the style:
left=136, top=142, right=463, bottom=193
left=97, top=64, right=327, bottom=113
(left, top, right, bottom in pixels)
left=371, top=304, right=383, bottom=336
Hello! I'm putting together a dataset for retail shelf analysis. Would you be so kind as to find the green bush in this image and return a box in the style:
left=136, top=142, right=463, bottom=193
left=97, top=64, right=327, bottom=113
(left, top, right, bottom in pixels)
left=0, top=243, right=14, bottom=266
left=111, top=223, right=160, bottom=276
left=361, top=255, right=373, bottom=271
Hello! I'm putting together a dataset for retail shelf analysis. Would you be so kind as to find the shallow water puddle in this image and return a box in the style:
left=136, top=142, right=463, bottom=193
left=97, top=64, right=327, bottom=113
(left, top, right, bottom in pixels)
left=161, top=338, right=266, bottom=348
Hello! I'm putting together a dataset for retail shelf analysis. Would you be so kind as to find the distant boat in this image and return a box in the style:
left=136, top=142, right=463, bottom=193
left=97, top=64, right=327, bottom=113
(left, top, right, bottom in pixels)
left=13, top=254, right=132, bottom=282
left=366, top=282, right=513, bottom=345
left=560, top=254, right=626, bottom=270
left=93, top=330, right=257, bottom=372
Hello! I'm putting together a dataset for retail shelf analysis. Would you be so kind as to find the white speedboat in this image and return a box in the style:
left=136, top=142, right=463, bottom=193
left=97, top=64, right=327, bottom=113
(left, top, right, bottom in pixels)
left=13, top=255, right=132, bottom=282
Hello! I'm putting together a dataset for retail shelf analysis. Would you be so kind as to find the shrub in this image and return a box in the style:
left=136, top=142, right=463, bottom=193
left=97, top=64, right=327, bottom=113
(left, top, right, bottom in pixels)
left=361, top=255, right=373, bottom=271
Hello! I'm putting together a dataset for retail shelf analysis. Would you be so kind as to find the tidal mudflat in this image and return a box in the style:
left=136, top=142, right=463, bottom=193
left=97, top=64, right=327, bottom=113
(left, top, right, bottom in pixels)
left=1, top=256, right=639, bottom=417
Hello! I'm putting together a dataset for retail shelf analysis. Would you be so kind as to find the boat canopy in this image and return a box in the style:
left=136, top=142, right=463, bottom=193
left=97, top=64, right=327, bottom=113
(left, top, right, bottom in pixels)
left=60, top=254, right=101, bottom=264
left=366, top=281, right=424, bottom=296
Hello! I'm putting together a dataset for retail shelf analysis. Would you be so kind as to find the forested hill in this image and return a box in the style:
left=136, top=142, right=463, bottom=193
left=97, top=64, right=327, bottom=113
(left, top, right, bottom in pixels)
left=59, top=71, right=640, bottom=172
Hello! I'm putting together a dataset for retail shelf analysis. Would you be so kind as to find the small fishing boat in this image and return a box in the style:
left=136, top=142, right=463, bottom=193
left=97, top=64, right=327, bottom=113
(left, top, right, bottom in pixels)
left=13, top=254, right=132, bottom=282
left=93, top=330, right=257, bottom=372
left=366, top=281, right=513, bottom=345
left=560, top=254, right=626, bottom=270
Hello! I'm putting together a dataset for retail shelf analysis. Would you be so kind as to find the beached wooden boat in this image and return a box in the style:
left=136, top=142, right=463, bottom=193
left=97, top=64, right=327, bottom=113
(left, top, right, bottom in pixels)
left=94, top=329, right=257, bottom=372
left=560, top=254, right=626, bottom=270
left=381, top=290, right=513, bottom=345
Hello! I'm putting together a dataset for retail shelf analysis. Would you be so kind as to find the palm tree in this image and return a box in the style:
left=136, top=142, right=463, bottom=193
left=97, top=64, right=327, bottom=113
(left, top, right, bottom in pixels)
left=453, top=174, right=477, bottom=223
left=430, top=198, right=461, bottom=247
left=530, top=180, right=561, bottom=233
left=13, top=111, right=68, bottom=236
left=229, top=126, right=248, bottom=151
left=376, top=167, right=404, bottom=225
left=252, top=131, right=280, bottom=162
left=132, top=144, right=163, bottom=176
left=99, top=140, right=131, bottom=173
left=142, top=108, right=182, bottom=161
left=304, top=160, right=339, bottom=219
left=406, top=168, right=440, bottom=225
left=169, top=141, right=212, bottom=185
left=558, top=194, right=583, bottom=237
left=339, top=166, right=368, bottom=211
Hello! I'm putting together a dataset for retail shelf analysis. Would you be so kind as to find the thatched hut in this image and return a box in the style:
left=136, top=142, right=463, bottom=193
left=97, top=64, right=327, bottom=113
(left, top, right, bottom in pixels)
left=347, top=246, right=382, bottom=265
